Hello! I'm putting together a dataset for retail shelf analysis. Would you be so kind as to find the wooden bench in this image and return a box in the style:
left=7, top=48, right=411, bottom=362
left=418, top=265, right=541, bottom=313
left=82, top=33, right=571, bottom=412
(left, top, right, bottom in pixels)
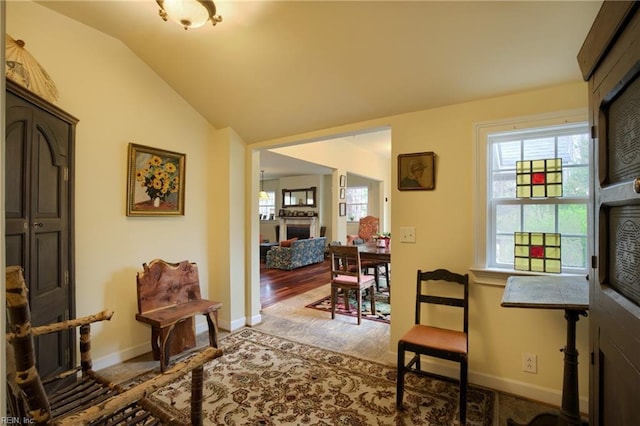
left=135, top=259, right=222, bottom=372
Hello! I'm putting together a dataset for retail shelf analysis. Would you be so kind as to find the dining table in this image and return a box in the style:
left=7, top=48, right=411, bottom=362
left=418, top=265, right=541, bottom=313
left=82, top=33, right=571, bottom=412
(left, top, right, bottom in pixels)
left=356, top=241, right=391, bottom=292
left=357, top=240, right=391, bottom=263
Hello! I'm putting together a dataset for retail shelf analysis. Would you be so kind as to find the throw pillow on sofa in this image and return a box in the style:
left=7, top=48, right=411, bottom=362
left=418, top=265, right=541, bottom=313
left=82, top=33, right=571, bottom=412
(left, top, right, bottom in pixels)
left=280, top=238, right=298, bottom=247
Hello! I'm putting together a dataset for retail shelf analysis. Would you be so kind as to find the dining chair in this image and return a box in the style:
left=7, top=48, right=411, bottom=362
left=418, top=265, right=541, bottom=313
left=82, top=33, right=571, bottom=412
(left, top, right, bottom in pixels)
left=346, top=215, right=379, bottom=245
left=329, top=245, right=377, bottom=325
left=396, top=268, right=469, bottom=424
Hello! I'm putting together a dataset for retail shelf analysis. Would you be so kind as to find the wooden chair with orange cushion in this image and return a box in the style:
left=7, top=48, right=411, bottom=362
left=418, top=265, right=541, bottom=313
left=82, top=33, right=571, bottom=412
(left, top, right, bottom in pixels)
left=396, top=268, right=469, bottom=425
left=329, top=245, right=376, bottom=325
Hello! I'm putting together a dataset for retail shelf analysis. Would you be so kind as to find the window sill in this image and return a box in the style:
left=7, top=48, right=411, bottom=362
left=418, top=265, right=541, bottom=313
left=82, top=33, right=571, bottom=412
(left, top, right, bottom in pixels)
left=469, top=267, right=586, bottom=287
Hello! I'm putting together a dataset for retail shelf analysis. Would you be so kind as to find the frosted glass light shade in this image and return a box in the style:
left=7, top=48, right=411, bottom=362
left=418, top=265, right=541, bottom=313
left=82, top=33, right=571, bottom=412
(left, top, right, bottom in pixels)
left=157, top=0, right=222, bottom=30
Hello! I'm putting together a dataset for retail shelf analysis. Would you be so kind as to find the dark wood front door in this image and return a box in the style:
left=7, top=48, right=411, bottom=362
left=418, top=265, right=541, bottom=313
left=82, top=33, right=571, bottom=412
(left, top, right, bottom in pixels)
left=5, top=80, right=77, bottom=383
left=578, top=2, right=640, bottom=424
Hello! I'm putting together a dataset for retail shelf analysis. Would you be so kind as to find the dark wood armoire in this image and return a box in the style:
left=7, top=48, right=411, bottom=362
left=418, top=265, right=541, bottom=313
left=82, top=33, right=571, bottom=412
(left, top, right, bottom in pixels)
left=578, top=1, right=640, bottom=424
left=5, top=78, right=78, bottom=386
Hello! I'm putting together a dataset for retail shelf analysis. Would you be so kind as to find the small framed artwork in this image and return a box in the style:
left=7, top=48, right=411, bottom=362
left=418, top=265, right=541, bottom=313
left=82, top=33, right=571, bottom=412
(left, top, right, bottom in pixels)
left=126, top=143, right=186, bottom=216
left=398, top=152, right=435, bottom=191
left=339, top=202, right=346, bottom=217
left=340, top=187, right=346, bottom=199
left=339, top=174, right=347, bottom=187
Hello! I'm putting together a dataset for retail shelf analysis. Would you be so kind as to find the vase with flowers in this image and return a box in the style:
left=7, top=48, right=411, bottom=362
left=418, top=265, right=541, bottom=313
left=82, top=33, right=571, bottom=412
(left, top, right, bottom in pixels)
left=135, top=155, right=180, bottom=207
left=375, top=232, right=391, bottom=247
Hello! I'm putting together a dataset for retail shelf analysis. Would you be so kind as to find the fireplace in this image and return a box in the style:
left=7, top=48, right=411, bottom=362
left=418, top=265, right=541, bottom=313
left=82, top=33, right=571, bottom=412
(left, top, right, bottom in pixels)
left=278, top=217, right=319, bottom=241
left=287, top=225, right=310, bottom=240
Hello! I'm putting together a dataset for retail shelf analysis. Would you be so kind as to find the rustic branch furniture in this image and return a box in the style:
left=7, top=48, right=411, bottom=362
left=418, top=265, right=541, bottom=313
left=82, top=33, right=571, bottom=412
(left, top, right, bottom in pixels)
left=397, top=269, right=469, bottom=425
left=6, top=265, right=223, bottom=425
left=135, top=259, right=222, bottom=372
left=501, top=275, right=588, bottom=426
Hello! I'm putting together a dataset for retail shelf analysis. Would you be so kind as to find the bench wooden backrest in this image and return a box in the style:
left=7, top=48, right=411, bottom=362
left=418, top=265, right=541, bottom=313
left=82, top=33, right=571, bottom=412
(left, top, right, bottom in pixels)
left=136, top=259, right=202, bottom=314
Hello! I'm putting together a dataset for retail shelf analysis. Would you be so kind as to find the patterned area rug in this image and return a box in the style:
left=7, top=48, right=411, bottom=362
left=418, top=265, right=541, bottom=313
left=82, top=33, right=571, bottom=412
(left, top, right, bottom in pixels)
left=142, top=328, right=494, bottom=425
left=306, top=290, right=391, bottom=324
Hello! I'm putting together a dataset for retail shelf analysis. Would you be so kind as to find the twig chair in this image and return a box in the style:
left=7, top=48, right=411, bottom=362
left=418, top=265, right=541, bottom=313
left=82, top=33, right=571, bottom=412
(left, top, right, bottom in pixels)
left=5, top=265, right=222, bottom=425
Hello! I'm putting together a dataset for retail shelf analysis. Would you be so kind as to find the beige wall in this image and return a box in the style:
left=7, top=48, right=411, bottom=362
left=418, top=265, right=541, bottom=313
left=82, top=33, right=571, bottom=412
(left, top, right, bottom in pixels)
left=5, top=0, right=591, bottom=413
left=250, top=82, right=590, bottom=410
left=5, top=1, right=237, bottom=366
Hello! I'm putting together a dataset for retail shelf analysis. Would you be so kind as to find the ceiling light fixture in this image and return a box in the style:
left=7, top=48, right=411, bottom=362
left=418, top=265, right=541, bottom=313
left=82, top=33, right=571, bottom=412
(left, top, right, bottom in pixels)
left=259, top=170, right=269, bottom=200
left=156, top=0, right=222, bottom=30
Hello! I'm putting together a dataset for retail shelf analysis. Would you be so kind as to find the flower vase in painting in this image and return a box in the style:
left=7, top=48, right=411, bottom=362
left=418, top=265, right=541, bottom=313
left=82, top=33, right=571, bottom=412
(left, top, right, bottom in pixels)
left=135, top=155, right=180, bottom=208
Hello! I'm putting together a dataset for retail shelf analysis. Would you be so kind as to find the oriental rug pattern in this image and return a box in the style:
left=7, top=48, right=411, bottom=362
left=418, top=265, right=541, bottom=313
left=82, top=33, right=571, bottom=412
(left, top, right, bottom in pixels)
left=143, top=328, right=494, bottom=425
left=305, top=290, right=391, bottom=324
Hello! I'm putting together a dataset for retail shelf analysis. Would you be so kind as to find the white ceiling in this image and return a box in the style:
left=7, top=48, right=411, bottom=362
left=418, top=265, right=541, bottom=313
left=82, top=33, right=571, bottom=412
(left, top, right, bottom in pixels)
left=35, top=0, right=602, bottom=177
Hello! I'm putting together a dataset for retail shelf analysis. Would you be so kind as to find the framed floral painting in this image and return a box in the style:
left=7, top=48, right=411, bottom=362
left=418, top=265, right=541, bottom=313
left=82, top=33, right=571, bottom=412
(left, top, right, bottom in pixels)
left=126, top=143, right=186, bottom=216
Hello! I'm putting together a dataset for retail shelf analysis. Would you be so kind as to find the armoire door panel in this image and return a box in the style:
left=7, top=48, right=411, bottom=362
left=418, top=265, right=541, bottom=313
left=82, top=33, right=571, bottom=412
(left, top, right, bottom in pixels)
left=5, top=119, right=28, bottom=219
left=35, top=132, right=63, bottom=216
left=5, top=80, right=77, bottom=385
left=34, top=232, right=61, bottom=292
left=5, top=234, right=26, bottom=270
left=34, top=316, right=69, bottom=384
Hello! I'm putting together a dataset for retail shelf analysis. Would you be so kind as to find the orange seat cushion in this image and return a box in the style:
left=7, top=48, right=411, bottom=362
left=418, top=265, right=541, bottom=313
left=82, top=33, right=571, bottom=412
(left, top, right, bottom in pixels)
left=399, top=324, right=467, bottom=355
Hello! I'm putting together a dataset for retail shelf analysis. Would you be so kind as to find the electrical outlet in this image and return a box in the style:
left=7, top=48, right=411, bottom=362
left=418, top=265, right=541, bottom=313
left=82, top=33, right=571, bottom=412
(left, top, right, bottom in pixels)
left=399, top=227, right=416, bottom=243
left=522, top=353, right=537, bottom=374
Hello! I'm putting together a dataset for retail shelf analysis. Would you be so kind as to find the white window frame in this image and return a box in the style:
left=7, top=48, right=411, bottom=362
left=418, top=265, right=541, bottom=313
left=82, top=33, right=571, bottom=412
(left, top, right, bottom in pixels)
left=471, top=109, right=590, bottom=286
left=259, top=191, right=276, bottom=221
left=346, top=186, right=369, bottom=222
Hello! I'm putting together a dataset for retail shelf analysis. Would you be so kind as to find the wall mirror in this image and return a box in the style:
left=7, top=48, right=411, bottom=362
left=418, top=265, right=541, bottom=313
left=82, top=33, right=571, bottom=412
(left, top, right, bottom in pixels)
left=282, top=187, right=316, bottom=208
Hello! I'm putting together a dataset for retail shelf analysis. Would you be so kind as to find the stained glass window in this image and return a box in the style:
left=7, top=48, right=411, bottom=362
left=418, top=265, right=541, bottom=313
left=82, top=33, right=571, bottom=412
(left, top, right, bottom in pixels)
left=482, top=119, right=589, bottom=275
left=516, top=158, right=563, bottom=198
left=514, top=232, right=562, bottom=273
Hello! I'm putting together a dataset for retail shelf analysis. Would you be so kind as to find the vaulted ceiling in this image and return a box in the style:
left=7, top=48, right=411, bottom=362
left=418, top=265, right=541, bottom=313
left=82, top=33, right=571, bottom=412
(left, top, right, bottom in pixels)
left=35, top=1, right=601, bottom=176
left=37, top=1, right=601, bottom=142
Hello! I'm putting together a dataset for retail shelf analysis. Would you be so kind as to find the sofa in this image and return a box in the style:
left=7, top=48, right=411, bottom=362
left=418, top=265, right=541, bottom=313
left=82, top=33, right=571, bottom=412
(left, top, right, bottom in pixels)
left=266, top=237, right=327, bottom=270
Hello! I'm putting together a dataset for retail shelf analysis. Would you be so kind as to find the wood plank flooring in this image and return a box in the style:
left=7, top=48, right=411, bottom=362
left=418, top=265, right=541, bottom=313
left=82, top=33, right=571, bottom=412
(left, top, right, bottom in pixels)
left=260, top=259, right=331, bottom=308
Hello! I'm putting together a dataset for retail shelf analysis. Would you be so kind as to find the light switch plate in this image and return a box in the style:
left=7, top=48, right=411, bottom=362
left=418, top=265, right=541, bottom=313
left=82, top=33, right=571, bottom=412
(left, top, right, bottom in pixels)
left=399, top=227, right=416, bottom=243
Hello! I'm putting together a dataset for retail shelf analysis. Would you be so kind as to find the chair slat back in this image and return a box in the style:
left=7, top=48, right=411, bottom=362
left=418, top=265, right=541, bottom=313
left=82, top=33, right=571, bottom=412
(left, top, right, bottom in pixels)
left=415, top=269, right=469, bottom=334
left=330, top=245, right=364, bottom=281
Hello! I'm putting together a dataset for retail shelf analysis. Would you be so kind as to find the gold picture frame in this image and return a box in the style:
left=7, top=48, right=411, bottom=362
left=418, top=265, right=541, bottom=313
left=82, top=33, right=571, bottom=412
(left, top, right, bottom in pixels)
left=398, top=152, right=435, bottom=190
left=126, top=143, right=186, bottom=216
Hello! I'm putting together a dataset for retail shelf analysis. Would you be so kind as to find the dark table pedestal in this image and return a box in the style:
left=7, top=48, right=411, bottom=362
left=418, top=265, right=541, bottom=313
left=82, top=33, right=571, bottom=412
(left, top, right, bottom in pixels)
left=501, top=276, right=589, bottom=426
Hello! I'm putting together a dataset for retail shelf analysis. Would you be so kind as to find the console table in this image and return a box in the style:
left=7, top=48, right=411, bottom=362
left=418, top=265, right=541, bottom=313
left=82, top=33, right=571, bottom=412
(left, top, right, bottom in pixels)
left=501, top=275, right=588, bottom=426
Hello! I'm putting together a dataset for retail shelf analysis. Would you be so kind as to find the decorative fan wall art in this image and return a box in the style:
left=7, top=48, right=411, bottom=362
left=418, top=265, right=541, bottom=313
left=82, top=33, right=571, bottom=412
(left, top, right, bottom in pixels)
left=5, top=34, right=59, bottom=103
